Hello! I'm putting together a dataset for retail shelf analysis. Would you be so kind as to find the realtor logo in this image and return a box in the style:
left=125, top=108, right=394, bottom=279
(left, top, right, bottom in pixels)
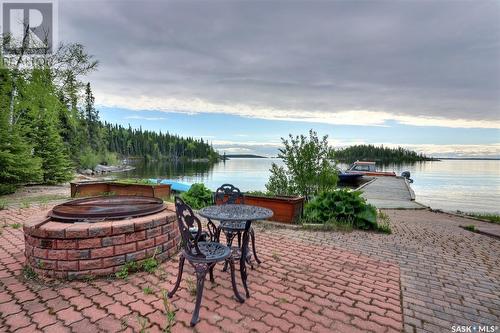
left=1, top=0, right=57, bottom=54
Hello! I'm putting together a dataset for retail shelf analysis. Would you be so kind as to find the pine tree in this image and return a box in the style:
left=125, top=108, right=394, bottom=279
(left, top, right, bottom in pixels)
left=20, top=69, right=73, bottom=184
left=33, top=114, right=73, bottom=184
left=84, top=82, right=101, bottom=151
left=0, top=67, right=42, bottom=194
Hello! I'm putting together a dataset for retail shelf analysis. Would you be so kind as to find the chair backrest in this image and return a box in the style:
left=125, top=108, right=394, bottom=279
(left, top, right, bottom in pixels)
left=174, top=196, right=204, bottom=258
left=214, top=184, right=244, bottom=205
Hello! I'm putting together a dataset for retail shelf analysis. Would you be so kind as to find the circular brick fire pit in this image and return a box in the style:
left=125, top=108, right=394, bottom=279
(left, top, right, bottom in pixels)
left=23, top=196, right=180, bottom=279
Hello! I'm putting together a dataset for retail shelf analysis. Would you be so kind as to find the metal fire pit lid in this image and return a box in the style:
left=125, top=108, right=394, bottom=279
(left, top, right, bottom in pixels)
left=49, top=195, right=166, bottom=222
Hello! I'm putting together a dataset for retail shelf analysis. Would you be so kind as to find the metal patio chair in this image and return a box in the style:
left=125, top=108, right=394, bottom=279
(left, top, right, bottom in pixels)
left=169, top=197, right=244, bottom=326
left=214, top=184, right=262, bottom=270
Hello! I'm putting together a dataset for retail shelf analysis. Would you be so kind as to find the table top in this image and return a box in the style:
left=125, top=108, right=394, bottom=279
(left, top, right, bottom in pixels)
left=198, top=204, right=273, bottom=222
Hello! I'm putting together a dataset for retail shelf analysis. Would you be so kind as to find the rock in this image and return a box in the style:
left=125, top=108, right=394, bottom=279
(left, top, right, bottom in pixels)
left=93, top=164, right=135, bottom=174
left=79, top=169, right=93, bottom=175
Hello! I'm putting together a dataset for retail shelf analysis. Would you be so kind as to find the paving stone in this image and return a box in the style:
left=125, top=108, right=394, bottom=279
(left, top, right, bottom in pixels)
left=31, top=310, right=57, bottom=329
left=56, top=307, right=84, bottom=325
left=0, top=206, right=498, bottom=333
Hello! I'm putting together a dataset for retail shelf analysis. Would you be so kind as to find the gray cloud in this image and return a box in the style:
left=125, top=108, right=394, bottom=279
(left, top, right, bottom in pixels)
left=59, top=0, right=500, bottom=123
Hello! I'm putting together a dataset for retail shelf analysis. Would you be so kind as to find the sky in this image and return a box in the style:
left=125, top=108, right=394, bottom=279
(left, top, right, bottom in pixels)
left=58, top=0, right=500, bottom=157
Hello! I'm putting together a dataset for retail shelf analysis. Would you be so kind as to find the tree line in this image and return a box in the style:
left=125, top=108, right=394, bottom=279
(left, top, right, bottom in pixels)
left=0, top=41, right=217, bottom=195
left=333, top=144, right=435, bottom=163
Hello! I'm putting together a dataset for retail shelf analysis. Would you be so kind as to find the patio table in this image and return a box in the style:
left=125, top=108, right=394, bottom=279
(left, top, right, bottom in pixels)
left=199, top=204, right=273, bottom=297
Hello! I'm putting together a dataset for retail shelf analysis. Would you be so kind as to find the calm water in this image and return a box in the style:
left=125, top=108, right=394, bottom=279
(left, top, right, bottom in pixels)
left=120, top=158, right=500, bottom=214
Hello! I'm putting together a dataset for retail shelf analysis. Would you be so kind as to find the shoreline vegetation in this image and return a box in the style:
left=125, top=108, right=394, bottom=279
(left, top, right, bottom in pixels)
left=222, top=154, right=267, bottom=159
left=333, top=144, right=438, bottom=163
left=0, top=38, right=219, bottom=195
left=463, top=212, right=500, bottom=224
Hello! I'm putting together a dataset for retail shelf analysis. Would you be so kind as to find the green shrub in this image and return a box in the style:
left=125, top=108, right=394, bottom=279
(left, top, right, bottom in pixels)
left=100, top=150, right=118, bottom=166
left=180, top=183, right=213, bottom=209
left=0, top=184, right=17, bottom=195
left=303, top=189, right=378, bottom=230
left=79, top=148, right=100, bottom=169
left=245, top=191, right=273, bottom=197
left=266, top=130, right=338, bottom=198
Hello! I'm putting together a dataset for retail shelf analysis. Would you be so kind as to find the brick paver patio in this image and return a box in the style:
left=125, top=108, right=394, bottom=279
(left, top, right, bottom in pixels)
left=0, top=206, right=499, bottom=332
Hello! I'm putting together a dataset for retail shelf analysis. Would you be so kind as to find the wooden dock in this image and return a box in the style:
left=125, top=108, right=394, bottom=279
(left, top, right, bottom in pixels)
left=358, top=177, right=427, bottom=209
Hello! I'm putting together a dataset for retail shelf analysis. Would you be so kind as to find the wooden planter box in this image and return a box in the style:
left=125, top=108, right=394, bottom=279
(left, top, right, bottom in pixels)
left=70, top=181, right=171, bottom=199
left=243, top=195, right=305, bottom=224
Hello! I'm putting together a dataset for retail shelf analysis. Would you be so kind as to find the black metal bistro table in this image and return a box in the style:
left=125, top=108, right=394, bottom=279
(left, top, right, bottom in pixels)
left=198, top=204, right=273, bottom=297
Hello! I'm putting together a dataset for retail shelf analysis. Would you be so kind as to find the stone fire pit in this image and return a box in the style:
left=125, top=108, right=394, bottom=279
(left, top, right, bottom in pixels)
left=23, top=196, right=179, bottom=279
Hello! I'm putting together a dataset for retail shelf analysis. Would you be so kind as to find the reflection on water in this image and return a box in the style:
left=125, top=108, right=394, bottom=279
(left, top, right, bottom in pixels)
left=121, top=158, right=500, bottom=214
left=120, top=158, right=283, bottom=191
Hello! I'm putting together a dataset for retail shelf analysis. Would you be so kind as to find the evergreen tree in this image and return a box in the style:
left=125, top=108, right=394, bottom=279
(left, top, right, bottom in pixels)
left=34, top=113, right=73, bottom=184
left=333, top=144, right=434, bottom=163
left=59, top=72, right=86, bottom=161
left=18, top=69, right=73, bottom=184
left=0, top=67, right=42, bottom=194
left=84, top=82, right=101, bottom=151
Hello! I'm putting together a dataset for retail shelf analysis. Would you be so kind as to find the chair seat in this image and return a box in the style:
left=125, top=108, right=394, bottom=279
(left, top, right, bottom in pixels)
left=184, top=241, right=231, bottom=263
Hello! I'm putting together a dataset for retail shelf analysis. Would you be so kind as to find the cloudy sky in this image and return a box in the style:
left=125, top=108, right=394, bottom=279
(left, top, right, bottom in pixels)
left=59, top=0, right=500, bottom=157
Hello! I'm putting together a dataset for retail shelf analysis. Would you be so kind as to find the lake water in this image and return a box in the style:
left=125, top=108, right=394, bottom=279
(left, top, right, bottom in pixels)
left=120, top=158, right=500, bottom=214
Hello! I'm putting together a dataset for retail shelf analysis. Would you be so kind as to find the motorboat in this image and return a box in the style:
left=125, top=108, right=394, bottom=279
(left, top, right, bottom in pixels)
left=345, top=161, right=396, bottom=177
left=338, top=173, right=364, bottom=185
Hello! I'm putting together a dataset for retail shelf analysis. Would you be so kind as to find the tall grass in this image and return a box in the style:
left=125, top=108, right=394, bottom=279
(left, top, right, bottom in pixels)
left=466, top=213, right=500, bottom=224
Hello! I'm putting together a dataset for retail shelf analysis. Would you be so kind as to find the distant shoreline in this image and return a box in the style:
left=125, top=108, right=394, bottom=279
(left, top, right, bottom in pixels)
left=223, top=154, right=267, bottom=159
left=436, top=157, right=500, bottom=161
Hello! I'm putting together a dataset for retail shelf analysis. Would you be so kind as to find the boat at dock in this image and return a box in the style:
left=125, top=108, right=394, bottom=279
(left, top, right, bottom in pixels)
left=345, top=161, right=396, bottom=177
left=338, top=173, right=364, bottom=185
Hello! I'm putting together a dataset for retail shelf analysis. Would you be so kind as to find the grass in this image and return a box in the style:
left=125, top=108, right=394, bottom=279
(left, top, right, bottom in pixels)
left=465, top=212, right=500, bottom=224
left=186, top=277, right=197, bottom=296
left=300, top=212, right=392, bottom=234
left=376, top=211, right=393, bottom=234
left=143, top=285, right=154, bottom=295
left=20, top=200, right=31, bottom=209
left=464, top=224, right=477, bottom=232
left=301, top=219, right=354, bottom=232
left=115, top=251, right=159, bottom=279
left=115, top=178, right=156, bottom=185
left=115, top=261, right=139, bottom=279
left=0, top=194, right=69, bottom=208
left=161, top=289, right=176, bottom=333
left=156, top=267, right=169, bottom=281
left=10, top=223, right=21, bottom=229
left=142, top=249, right=159, bottom=273
left=136, top=315, right=149, bottom=333
left=22, top=265, right=38, bottom=280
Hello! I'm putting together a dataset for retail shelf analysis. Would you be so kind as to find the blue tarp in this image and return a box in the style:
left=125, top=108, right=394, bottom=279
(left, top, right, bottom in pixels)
left=148, top=179, right=192, bottom=192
